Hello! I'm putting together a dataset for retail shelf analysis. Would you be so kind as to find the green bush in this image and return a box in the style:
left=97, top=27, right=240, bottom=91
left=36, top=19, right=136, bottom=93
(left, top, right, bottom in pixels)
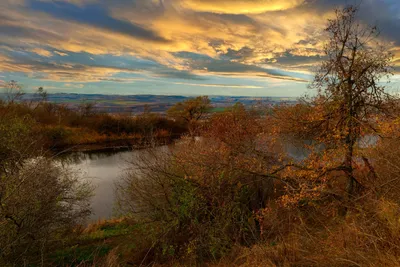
left=43, top=126, right=72, bottom=146
left=116, top=144, right=266, bottom=263
left=0, top=114, right=93, bottom=266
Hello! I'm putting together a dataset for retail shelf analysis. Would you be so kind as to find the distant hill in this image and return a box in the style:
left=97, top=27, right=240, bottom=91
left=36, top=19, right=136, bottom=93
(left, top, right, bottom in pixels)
left=1, top=93, right=297, bottom=114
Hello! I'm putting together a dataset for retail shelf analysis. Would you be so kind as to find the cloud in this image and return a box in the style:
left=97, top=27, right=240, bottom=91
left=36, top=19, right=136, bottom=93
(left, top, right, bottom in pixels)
left=0, top=0, right=330, bottom=79
left=54, top=51, right=68, bottom=56
left=28, top=0, right=169, bottom=43
left=0, top=48, right=206, bottom=82
left=0, top=51, right=131, bottom=82
left=271, top=52, right=324, bottom=71
left=64, top=83, right=84, bottom=88
left=173, top=82, right=264, bottom=89
left=0, top=0, right=399, bottom=96
left=180, top=0, right=305, bottom=14
left=98, top=77, right=146, bottom=83
left=0, top=24, right=65, bottom=47
left=39, top=0, right=98, bottom=6
left=174, top=52, right=308, bottom=82
left=30, top=48, right=53, bottom=57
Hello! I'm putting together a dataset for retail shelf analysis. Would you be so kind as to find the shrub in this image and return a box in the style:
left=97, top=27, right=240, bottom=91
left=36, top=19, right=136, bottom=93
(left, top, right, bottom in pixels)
left=43, top=125, right=73, bottom=147
left=117, top=147, right=257, bottom=262
left=0, top=115, right=93, bottom=265
left=229, top=198, right=400, bottom=267
left=116, top=107, right=280, bottom=263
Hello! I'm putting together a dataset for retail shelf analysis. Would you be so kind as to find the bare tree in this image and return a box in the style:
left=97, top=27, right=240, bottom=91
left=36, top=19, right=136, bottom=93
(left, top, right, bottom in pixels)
left=310, top=6, right=395, bottom=208
left=3, top=80, right=24, bottom=104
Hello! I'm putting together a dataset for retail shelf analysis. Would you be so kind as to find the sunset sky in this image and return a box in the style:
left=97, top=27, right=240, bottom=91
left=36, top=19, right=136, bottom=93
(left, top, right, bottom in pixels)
left=1, top=0, right=399, bottom=96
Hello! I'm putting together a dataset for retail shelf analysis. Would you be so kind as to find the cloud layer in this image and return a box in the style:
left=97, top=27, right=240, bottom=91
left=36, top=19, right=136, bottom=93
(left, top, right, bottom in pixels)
left=180, top=0, right=305, bottom=14
left=0, top=0, right=399, bottom=96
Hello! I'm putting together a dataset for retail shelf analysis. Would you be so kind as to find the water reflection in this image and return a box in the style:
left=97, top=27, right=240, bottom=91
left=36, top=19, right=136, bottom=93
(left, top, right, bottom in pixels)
left=283, top=134, right=378, bottom=162
left=60, top=150, right=134, bottom=222
left=59, top=146, right=168, bottom=222
left=57, top=149, right=131, bottom=166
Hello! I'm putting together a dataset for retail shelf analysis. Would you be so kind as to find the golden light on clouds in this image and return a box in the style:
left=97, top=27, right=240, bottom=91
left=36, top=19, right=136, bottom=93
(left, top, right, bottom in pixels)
left=30, top=48, right=53, bottom=57
left=0, top=0, right=399, bottom=95
left=181, top=0, right=305, bottom=14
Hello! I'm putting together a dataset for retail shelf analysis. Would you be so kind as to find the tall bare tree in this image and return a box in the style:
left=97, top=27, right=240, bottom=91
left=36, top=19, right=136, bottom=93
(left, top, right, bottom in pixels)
left=310, top=6, right=394, bottom=206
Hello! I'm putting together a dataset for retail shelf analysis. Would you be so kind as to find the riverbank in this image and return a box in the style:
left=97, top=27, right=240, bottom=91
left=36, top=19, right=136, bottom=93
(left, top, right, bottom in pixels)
left=49, top=218, right=154, bottom=266
left=51, top=134, right=181, bottom=154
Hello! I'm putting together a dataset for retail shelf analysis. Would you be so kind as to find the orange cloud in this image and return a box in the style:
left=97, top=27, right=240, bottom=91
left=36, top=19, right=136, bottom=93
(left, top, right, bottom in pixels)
left=54, top=51, right=68, bottom=56
left=1, top=0, right=398, bottom=86
left=180, top=0, right=305, bottom=14
left=31, top=48, right=53, bottom=57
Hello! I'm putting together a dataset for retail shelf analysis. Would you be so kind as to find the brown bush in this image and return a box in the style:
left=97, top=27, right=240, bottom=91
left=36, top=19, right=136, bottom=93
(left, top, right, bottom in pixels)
left=0, top=114, right=93, bottom=265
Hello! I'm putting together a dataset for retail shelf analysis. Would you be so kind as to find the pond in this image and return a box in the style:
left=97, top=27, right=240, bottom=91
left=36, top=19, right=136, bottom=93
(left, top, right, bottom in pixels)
left=60, top=149, right=136, bottom=222
left=59, top=145, right=170, bottom=222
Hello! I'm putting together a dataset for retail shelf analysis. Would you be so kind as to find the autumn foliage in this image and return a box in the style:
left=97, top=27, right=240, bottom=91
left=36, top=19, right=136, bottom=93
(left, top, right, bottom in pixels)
left=2, top=4, right=400, bottom=266
left=114, top=5, right=400, bottom=266
left=0, top=84, right=187, bottom=150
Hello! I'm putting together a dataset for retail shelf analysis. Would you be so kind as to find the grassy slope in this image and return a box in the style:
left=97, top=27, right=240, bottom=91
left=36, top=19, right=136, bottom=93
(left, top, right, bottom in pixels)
left=51, top=219, right=153, bottom=266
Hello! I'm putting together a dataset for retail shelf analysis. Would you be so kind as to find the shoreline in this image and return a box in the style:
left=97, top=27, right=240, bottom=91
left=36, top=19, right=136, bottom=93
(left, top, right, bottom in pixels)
left=51, top=135, right=181, bottom=154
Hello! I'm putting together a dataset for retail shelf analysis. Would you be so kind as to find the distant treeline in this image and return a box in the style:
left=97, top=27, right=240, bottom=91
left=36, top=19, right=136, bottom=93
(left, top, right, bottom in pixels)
left=0, top=92, right=296, bottom=114
left=0, top=85, right=187, bottom=150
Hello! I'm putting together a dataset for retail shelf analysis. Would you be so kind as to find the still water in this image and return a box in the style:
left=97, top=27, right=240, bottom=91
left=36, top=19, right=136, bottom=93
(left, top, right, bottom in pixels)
left=61, top=150, right=134, bottom=222
left=60, top=144, right=305, bottom=222
left=60, top=135, right=378, bottom=222
left=60, top=146, right=168, bottom=222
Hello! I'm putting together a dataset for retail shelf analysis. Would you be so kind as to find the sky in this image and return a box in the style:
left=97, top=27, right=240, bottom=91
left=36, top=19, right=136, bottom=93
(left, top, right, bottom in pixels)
left=0, top=0, right=399, bottom=97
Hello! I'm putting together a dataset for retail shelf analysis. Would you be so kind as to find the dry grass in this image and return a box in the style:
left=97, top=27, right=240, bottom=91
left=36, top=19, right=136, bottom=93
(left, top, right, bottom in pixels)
left=212, top=198, right=400, bottom=267
left=71, top=248, right=121, bottom=267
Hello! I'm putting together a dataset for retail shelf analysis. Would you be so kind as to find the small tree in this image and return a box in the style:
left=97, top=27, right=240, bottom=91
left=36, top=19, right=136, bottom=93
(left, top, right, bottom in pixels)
left=3, top=80, right=24, bottom=104
left=35, top=86, right=48, bottom=102
left=308, top=6, right=395, bottom=210
left=78, top=101, right=96, bottom=117
left=167, top=96, right=211, bottom=137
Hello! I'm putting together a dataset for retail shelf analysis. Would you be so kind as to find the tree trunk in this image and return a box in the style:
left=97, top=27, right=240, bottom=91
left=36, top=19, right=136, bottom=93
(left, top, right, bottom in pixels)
left=340, top=81, right=357, bottom=216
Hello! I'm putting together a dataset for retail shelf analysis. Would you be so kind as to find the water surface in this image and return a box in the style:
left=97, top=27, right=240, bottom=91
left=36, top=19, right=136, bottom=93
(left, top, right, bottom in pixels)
left=62, top=150, right=134, bottom=222
left=60, top=135, right=377, bottom=222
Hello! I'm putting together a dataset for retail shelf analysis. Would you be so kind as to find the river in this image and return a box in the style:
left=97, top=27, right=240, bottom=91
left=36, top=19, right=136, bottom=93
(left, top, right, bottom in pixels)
left=60, top=135, right=378, bottom=222
left=60, top=150, right=135, bottom=222
left=60, top=144, right=305, bottom=222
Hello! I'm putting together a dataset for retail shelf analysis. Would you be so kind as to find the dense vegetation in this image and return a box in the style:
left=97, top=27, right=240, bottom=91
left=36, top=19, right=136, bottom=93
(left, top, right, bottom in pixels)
left=2, top=5, right=400, bottom=266
left=0, top=82, right=187, bottom=151
left=0, top=110, right=93, bottom=265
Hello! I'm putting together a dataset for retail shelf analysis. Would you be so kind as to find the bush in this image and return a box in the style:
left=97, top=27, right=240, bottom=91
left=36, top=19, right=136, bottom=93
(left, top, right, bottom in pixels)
left=116, top=107, right=280, bottom=263
left=0, top=114, right=38, bottom=167
left=43, top=125, right=73, bottom=146
left=0, top=115, right=93, bottom=265
left=117, top=146, right=257, bottom=262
